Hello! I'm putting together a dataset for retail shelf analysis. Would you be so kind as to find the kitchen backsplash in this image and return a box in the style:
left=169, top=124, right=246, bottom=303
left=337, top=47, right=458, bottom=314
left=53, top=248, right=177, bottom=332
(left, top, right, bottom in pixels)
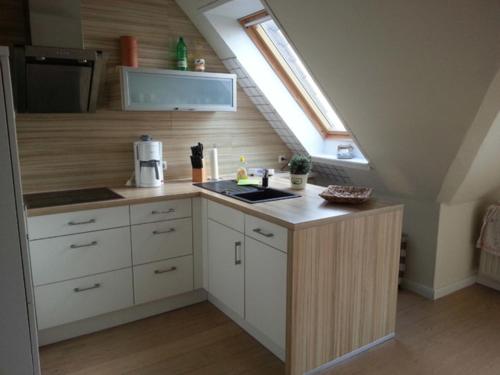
left=1, top=0, right=290, bottom=193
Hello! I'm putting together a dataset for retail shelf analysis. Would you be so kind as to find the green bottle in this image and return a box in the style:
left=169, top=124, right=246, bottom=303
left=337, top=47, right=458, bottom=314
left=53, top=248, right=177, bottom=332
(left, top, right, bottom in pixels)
left=176, top=37, right=188, bottom=71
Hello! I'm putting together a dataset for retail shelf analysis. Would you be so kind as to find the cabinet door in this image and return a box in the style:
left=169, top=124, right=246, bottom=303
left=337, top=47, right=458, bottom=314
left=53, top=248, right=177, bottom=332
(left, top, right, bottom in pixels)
left=245, top=237, right=287, bottom=349
left=121, top=67, right=237, bottom=112
left=208, top=219, right=244, bottom=317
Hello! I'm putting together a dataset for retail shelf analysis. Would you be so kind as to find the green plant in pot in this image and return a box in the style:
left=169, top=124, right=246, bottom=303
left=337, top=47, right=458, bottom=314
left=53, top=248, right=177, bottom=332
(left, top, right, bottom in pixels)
left=289, top=154, right=312, bottom=190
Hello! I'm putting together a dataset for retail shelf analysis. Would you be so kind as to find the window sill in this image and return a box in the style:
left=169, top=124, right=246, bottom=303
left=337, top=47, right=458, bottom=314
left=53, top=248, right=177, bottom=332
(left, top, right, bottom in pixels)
left=311, top=154, right=370, bottom=170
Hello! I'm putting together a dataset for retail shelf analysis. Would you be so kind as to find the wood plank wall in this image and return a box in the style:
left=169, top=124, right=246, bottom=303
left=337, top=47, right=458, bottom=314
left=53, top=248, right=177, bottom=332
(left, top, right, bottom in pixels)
left=1, top=0, right=290, bottom=193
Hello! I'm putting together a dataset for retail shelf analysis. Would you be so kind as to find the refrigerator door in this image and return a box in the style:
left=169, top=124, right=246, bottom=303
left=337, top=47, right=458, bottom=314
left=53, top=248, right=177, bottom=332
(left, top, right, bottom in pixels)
left=0, top=48, right=40, bottom=374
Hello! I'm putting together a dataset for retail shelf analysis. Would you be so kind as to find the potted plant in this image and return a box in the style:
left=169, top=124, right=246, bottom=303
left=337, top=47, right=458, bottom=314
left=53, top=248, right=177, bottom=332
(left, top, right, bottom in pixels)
left=289, top=154, right=312, bottom=190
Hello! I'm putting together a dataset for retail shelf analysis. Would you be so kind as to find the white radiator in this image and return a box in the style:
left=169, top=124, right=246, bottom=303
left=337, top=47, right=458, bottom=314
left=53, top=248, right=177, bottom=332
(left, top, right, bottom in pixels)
left=477, top=251, right=500, bottom=291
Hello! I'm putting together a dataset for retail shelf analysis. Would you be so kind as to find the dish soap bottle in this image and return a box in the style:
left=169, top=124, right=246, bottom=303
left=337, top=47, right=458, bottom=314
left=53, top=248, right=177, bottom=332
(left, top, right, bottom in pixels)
left=176, top=37, right=188, bottom=71
left=236, top=155, right=248, bottom=181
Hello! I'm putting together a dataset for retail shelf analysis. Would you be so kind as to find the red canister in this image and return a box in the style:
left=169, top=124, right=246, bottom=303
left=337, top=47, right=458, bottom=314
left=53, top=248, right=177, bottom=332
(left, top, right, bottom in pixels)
left=120, top=36, right=138, bottom=67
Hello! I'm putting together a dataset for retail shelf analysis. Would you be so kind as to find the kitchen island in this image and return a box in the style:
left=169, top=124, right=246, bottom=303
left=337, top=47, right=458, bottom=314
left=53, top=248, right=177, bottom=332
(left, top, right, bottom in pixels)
left=26, top=178, right=403, bottom=375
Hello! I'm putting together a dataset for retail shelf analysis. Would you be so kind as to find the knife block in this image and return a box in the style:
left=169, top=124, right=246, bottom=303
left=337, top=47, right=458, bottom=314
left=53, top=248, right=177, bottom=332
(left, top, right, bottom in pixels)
left=192, top=168, right=206, bottom=183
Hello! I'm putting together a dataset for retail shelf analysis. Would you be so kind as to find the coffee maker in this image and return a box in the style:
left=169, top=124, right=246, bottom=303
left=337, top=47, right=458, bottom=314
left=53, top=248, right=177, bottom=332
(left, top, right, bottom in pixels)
left=134, top=135, right=164, bottom=187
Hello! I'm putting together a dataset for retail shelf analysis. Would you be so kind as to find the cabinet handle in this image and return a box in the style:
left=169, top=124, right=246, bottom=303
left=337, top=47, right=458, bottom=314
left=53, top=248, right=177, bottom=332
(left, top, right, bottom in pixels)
left=152, top=228, right=176, bottom=235
left=68, top=219, right=96, bottom=226
left=74, top=283, right=101, bottom=293
left=234, top=241, right=242, bottom=265
left=253, top=228, right=274, bottom=238
left=151, top=208, right=176, bottom=215
left=154, top=266, right=177, bottom=274
left=70, top=240, right=98, bottom=249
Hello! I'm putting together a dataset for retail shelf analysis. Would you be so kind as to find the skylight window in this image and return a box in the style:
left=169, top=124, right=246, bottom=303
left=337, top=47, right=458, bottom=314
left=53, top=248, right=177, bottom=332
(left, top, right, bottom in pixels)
left=240, top=11, right=347, bottom=136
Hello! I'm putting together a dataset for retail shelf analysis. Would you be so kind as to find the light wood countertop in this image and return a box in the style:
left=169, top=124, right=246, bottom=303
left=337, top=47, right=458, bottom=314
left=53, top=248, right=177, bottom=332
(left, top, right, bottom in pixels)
left=25, top=178, right=403, bottom=230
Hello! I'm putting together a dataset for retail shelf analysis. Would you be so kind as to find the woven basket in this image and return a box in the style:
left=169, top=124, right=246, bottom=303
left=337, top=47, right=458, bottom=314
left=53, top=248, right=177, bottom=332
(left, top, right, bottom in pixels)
left=319, top=185, right=373, bottom=204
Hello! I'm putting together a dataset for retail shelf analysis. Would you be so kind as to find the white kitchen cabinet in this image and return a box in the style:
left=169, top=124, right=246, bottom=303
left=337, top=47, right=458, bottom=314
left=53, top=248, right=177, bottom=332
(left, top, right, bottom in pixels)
left=207, top=219, right=245, bottom=318
left=30, top=227, right=132, bottom=286
left=245, top=237, right=287, bottom=350
left=131, top=217, right=193, bottom=265
left=133, top=255, right=194, bottom=305
left=121, top=67, right=237, bottom=112
left=245, top=214, right=288, bottom=253
left=130, top=198, right=191, bottom=225
left=35, top=268, right=133, bottom=330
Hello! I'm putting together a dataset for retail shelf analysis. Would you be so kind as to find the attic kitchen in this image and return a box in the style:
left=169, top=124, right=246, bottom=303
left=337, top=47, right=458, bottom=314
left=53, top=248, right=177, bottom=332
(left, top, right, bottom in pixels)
left=0, top=0, right=403, bottom=374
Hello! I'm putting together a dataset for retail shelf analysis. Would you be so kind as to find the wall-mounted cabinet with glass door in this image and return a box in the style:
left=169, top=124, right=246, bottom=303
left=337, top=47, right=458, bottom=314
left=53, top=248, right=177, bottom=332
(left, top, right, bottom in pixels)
left=120, top=67, right=237, bottom=112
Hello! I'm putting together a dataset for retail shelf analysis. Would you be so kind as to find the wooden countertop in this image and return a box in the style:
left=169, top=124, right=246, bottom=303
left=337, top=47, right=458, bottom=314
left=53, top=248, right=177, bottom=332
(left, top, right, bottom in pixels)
left=25, top=179, right=403, bottom=230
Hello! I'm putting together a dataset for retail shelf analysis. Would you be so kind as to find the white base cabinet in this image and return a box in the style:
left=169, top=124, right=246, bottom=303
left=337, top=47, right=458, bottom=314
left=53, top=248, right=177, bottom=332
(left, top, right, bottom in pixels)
left=207, top=219, right=245, bottom=318
left=245, top=237, right=287, bottom=349
left=206, top=201, right=288, bottom=358
left=35, top=268, right=133, bottom=330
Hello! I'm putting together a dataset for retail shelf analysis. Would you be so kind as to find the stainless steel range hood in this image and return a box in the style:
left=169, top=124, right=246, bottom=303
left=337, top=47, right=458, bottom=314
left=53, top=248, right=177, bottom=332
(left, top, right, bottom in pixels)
left=12, top=0, right=105, bottom=113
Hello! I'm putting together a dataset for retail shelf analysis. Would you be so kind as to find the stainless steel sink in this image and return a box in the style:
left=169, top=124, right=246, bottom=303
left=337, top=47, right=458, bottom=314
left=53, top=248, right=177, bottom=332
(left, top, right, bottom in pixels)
left=193, top=180, right=300, bottom=204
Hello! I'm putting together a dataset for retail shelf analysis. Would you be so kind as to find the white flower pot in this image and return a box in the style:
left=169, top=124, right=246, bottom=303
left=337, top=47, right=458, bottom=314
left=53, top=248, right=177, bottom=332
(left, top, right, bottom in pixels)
left=290, top=173, right=308, bottom=190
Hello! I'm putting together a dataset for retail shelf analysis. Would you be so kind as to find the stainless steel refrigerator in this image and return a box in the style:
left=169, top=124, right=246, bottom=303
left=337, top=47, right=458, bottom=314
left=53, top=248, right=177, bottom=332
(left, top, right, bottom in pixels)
left=0, top=46, right=40, bottom=374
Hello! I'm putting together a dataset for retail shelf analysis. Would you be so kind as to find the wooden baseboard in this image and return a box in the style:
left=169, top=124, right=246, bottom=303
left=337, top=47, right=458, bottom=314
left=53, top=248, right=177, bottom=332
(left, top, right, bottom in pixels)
left=304, top=333, right=395, bottom=374
left=477, top=274, right=500, bottom=292
left=38, top=289, right=207, bottom=346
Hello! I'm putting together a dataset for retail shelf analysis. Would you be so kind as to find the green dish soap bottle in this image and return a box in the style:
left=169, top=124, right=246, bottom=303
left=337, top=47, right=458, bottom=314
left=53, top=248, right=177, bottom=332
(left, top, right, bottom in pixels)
left=176, top=37, right=188, bottom=71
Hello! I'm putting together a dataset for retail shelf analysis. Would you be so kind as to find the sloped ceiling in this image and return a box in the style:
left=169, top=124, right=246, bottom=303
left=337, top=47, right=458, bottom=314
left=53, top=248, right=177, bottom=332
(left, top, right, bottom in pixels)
left=265, top=0, right=500, bottom=200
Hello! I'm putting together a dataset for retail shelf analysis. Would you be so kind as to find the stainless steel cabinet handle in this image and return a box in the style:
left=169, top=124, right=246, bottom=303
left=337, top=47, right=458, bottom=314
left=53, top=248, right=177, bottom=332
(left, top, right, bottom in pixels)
left=234, top=241, right=242, bottom=265
left=152, top=228, right=176, bottom=235
left=70, top=241, right=98, bottom=249
left=68, top=219, right=96, bottom=226
left=253, top=228, right=274, bottom=238
left=151, top=208, right=176, bottom=215
left=154, top=266, right=177, bottom=274
left=74, top=283, right=101, bottom=293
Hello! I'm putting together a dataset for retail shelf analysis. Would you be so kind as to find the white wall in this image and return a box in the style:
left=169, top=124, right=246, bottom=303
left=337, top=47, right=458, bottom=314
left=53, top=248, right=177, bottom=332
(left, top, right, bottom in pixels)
left=265, top=0, right=500, bottom=200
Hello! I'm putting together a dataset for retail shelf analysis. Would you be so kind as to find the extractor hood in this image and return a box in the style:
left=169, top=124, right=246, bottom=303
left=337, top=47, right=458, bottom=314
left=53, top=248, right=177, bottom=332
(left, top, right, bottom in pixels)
left=12, top=0, right=106, bottom=113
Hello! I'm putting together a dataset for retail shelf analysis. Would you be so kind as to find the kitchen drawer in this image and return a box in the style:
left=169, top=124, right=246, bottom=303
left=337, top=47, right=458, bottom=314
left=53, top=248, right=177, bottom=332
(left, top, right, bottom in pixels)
left=207, top=200, right=244, bottom=233
left=27, top=206, right=130, bottom=240
left=245, top=215, right=288, bottom=252
left=130, top=198, right=191, bottom=225
left=30, top=227, right=132, bottom=286
left=133, top=255, right=194, bottom=305
left=131, top=218, right=192, bottom=265
left=35, top=268, right=133, bottom=330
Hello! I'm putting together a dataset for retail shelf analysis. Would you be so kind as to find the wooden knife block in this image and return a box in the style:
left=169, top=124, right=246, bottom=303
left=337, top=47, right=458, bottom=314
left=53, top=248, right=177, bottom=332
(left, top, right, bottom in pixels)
left=192, top=168, right=206, bottom=183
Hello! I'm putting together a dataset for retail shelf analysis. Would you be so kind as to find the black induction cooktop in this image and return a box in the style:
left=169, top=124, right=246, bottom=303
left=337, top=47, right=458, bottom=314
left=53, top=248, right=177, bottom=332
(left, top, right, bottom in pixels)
left=24, top=188, right=124, bottom=209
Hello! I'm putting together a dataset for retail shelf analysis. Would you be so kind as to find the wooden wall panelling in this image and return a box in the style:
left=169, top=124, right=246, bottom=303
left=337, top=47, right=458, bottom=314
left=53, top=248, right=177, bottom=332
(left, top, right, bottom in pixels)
left=5, top=0, right=290, bottom=193
left=286, top=208, right=403, bottom=375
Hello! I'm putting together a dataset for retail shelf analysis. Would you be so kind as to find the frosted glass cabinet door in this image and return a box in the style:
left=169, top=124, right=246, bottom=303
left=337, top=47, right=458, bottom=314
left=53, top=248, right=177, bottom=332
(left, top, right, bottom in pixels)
left=121, top=67, right=237, bottom=112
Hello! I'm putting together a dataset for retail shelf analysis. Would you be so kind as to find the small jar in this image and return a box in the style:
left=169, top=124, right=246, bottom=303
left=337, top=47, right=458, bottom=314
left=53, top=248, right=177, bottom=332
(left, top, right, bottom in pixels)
left=337, top=144, right=354, bottom=159
left=194, top=58, right=206, bottom=72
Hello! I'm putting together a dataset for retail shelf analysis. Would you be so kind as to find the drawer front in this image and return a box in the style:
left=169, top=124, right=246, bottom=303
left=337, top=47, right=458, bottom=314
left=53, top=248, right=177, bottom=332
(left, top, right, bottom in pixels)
left=35, top=268, right=133, bottom=330
left=27, top=206, right=130, bottom=240
left=245, top=215, right=288, bottom=252
left=134, top=255, right=194, bottom=305
left=207, top=200, right=244, bottom=233
left=131, top=218, right=193, bottom=265
left=30, top=227, right=132, bottom=286
left=130, top=199, right=192, bottom=225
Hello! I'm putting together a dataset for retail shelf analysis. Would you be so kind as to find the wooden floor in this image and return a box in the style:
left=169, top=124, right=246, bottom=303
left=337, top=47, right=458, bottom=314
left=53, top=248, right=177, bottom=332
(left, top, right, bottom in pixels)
left=40, top=284, right=500, bottom=375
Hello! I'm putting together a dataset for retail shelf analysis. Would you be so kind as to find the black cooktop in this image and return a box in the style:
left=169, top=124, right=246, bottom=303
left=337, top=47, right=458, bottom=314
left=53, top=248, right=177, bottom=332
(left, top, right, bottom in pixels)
left=24, top=188, right=124, bottom=209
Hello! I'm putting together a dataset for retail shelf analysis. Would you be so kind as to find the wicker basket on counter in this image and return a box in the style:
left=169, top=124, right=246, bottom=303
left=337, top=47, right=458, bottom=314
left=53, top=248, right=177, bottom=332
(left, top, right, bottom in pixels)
left=319, top=185, right=373, bottom=204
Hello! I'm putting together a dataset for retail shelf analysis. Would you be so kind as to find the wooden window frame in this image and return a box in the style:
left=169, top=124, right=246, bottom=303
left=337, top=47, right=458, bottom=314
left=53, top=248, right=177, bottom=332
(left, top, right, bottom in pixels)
left=239, top=11, right=348, bottom=138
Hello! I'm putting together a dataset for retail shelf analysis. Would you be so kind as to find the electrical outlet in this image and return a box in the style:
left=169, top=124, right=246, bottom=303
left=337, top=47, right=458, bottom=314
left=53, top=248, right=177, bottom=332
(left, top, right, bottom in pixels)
left=278, top=155, right=288, bottom=163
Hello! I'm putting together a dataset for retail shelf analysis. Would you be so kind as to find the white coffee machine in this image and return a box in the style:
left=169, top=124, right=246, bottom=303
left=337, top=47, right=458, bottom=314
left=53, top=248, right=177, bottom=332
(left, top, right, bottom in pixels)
left=134, top=135, right=164, bottom=187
